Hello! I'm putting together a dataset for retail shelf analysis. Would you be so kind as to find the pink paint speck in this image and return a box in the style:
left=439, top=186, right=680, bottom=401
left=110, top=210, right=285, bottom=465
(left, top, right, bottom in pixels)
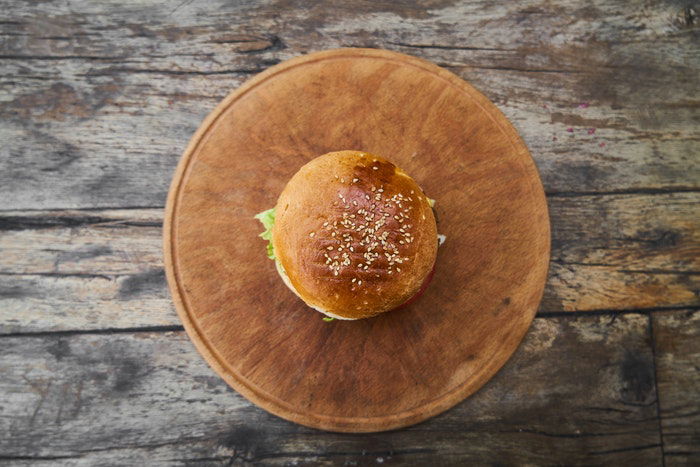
left=566, top=127, right=574, bottom=133
left=553, top=136, right=558, bottom=141
left=599, top=142, right=606, bottom=148
left=578, top=103, right=590, bottom=109
left=587, top=128, right=596, bottom=135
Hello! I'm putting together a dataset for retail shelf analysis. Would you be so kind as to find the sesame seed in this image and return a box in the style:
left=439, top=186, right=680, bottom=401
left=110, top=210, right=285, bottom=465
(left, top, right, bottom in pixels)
left=323, top=221, right=329, bottom=227
left=352, top=278, right=356, bottom=283
left=327, top=246, right=333, bottom=250
left=358, top=280, right=362, bottom=285
left=373, top=166, right=378, bottom=170
left=309, top=232, right=315, bottom=237
left=353, top=178, right=359, bottom=182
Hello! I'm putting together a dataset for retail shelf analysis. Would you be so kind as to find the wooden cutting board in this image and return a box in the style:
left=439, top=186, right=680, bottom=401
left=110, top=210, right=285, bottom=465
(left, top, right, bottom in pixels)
left=164, top=48, right=550, bottom=433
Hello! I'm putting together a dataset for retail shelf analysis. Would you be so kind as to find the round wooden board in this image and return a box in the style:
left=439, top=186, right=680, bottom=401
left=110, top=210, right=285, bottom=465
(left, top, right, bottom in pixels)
left=164, top=48, right=550, bottom=433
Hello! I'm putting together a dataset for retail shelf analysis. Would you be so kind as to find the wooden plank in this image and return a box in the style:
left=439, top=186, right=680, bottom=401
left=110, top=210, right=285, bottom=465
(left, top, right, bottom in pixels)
left=1, top=192, right=698, bottom=332
left=0, top=209, right=174, bottom=333
left=0, top=274, right=175, bottom=334
left=652, top=309, right=700, bottom=466
left=544, top=192, right=700, bottom=312
left=0, top=209, right=162, bottom=276
left=0, top=314, right=662, bottom=464
left=1, top=0, right=698, bottom=210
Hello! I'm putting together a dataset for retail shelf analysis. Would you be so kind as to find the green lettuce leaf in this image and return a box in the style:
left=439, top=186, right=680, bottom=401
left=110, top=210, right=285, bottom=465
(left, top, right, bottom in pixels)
left=322, top=317, right=335, bottom=322
left=254, top=208, right=276, bottom=260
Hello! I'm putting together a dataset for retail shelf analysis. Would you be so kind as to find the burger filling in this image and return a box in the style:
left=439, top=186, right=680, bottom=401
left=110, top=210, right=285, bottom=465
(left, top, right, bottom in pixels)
left=254, top=208, right=277, bottom=260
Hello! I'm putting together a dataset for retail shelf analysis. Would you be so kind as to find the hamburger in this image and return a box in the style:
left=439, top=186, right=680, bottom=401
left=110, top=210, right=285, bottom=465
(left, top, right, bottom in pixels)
left=255, top=150, right=441, bottom=320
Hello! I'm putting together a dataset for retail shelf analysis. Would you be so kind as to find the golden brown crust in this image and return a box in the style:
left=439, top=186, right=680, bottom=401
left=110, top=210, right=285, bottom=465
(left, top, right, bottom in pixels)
left=272, top=151, right=438, bottom=319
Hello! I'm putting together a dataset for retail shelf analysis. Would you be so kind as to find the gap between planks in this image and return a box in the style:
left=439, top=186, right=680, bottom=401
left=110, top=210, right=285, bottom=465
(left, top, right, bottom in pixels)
left=648, top=317, right=667, bottom=467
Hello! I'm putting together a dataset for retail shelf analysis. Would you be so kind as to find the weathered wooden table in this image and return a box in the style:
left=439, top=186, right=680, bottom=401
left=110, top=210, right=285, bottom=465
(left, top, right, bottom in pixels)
left=1, top=1, right=698, bottom=465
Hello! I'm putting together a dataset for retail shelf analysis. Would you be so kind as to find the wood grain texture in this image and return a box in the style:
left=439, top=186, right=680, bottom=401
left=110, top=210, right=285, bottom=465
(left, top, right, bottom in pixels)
left=653, top=309, right=700, bottom=466
left=0, top=209, right=175, bottom=333
left=164, top=48, right=550, bottom=432
left=2, top=191, right=698, bottom=333
left=1, top=0, right=697, bottom=210
left=546, top=191, right=700, bottom=313
left=0, top=315, right=662, bottom=465
left=0, top=0, right=697, bottom=461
